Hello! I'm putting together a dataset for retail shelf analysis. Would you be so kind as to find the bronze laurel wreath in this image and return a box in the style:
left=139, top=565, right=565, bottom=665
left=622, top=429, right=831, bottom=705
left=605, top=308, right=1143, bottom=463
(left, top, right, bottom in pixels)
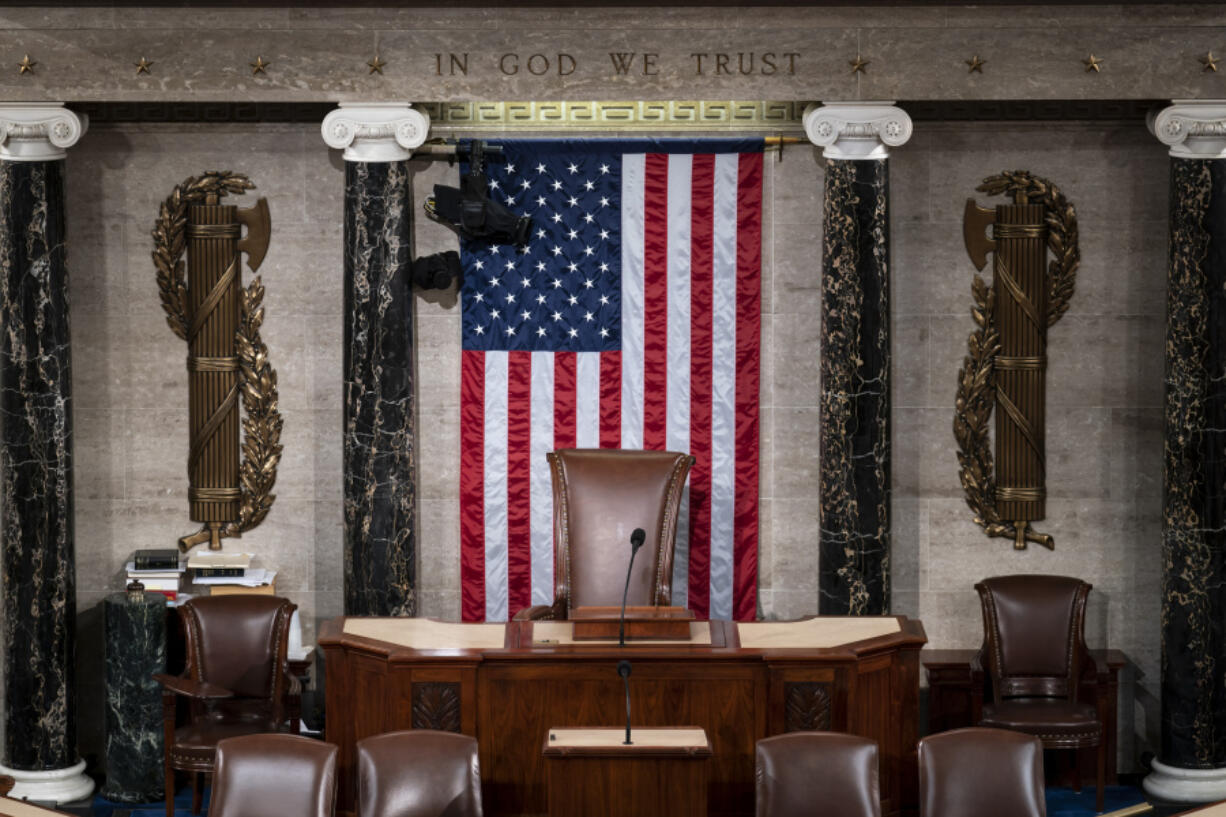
left=151, top=172, right=282, bottom=537
left=953, top=170, right=1078, bottom=548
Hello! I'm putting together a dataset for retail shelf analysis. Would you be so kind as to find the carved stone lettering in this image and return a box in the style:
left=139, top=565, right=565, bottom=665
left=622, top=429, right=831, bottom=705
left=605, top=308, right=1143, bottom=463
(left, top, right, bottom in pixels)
left=784, top=682, right=832, bottom=732
left=411, top=682, right=462, bottom=733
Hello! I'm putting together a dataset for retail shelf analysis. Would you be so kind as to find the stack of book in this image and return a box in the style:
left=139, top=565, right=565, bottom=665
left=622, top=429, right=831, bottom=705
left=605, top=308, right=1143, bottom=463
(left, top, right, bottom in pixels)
left=126, top=549, right=186, bottom=601
left=186, top=551, right=277, bottom=596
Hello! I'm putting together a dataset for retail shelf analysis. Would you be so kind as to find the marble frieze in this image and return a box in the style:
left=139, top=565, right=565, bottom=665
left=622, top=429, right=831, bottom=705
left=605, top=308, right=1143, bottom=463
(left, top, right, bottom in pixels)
left=0, top=7, right=1221, bottom=102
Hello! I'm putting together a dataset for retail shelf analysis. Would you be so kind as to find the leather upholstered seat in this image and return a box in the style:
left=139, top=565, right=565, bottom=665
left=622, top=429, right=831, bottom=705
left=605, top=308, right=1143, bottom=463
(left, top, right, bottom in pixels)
left=356, top=730, right=483, bottom=817
left=154, top=595, right=301, bottom=817
left=756, top=732, right=880, bottom=817
left=972, top=574, right=1106, bottom=812
left=210, top=734, right=337, bottom=817
left=513, top=448, right=694, bottom=621
left=918, top=727, right=1045, bottom=817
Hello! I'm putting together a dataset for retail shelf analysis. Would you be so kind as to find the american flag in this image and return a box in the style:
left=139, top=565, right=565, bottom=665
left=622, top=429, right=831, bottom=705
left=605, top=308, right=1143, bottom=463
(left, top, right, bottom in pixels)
left=458, top=138, right=763, bottom=622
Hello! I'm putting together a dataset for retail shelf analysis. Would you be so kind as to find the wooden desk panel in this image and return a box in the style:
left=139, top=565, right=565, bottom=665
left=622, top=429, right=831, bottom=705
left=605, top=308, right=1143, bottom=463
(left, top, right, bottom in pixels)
left=321, top=616, right=927, bottom=817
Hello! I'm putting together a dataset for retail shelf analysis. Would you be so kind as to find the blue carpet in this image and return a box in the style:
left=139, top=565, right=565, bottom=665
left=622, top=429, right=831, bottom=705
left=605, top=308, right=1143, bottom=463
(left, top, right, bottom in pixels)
left=92, top=786, right=210, bottom=817
left=1047, top=785, right=1148, bottom=816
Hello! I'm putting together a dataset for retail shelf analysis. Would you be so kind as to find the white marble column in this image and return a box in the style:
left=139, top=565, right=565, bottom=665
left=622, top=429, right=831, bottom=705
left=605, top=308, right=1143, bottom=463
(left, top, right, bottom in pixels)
left=1144, top=100, right=1226, bottom=805
left=0, top=103, right=93, bottom=804
left=321, top=104, right=430, bottom=617
left=803, top=102, right=912, bottom=615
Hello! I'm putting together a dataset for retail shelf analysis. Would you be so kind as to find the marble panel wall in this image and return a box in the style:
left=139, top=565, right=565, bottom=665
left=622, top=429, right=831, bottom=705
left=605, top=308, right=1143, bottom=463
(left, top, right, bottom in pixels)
left=47, top=118, right=1165, bottom=773
left=888, top=121, right=1168, bottom=769
left=63, top=123, right=345, bottom=765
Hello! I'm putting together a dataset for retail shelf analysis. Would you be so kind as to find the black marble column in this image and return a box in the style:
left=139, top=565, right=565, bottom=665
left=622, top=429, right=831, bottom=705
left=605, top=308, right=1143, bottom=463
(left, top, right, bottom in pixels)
left=102, top=592, right=166, bottom=802
left=343, top=160, right=417, bottom=617
left=0, top=158, right=79, bottom=770
left=818, top=158, right=891, bottom=616
left=1159, top=156, right=1226, bottom=772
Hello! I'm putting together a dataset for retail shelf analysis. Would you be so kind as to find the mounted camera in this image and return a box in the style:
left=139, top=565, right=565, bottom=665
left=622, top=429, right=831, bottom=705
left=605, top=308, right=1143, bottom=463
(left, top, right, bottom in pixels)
left=424, top=140, right=532, bottom=246
left=411, top=250, right=461, bottom=290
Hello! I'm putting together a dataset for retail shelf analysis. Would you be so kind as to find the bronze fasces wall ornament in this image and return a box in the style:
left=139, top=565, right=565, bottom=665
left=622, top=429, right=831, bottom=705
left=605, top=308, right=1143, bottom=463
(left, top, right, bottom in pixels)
left=954, top=171, right=1079, bottom=550
left=151, top=171, right=283, bottom=552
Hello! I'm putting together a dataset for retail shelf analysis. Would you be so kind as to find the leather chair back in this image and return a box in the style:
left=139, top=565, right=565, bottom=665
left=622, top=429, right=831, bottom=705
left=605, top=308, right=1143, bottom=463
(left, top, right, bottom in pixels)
left=357, top=730, right=483, bottom=817
left=180, top=595, right=295, bottom=700
left=918, top=727, right=1045, bottom=817
left=549, top=449, right=693, bottom=612
left=976, top=574, right=1090, bottom=699
left=210, top=734, right=337, bottom=817
left=756, top=732, right=880, bottom=817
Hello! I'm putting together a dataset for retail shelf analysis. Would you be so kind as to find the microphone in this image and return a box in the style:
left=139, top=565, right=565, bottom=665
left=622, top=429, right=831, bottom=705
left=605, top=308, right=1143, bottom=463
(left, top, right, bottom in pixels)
left=619, top=528, right=647, bottom=647
left=618, top=659, right=633, bottom=745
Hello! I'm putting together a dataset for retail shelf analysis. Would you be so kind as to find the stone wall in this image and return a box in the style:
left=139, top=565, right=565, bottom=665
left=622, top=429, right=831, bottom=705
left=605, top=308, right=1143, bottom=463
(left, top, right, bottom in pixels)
left=58, top=115, right=1166, bottom=770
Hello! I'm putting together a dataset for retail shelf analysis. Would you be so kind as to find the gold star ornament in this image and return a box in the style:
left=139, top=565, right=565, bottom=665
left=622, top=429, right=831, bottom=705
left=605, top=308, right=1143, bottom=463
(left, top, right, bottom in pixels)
left=1201, top=51, right=1219, bottom=72
left=966, top=55, right=985, bottom=74
left=134, top=57, right=153, bottom=75
left=17, top=54, right=36, bottom=75
left=367, top=55, right=386, bottom=75
left=1082, top=54, right=1103, bottom=73
left=250, top=56, right=271, bottom=75
left=850, top=55, right=869, bottom=74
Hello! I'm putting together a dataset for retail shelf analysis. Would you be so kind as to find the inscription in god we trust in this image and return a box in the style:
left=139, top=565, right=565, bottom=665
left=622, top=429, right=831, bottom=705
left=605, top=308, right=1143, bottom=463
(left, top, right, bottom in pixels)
left=434, top=51, right=801, bottom=77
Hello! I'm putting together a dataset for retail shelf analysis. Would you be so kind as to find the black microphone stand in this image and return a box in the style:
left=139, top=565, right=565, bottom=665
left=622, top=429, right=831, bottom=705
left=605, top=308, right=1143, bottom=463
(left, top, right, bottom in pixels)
left=617, top=528, right=646, bottom=745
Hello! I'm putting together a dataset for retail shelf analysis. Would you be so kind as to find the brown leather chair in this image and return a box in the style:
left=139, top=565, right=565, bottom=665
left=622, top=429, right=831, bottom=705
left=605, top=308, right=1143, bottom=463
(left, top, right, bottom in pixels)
left=514, top=448, right=694, bottom=620
left=918, top=727, right=1045, bottom=817
left=357, top=730, right=483, bottom=817
left=154, top=595, right=301, bottom=817
left=756, top=732, right=880, bottom=817
left=972, top=574, right=1106, bottom=813
left=210, top=734, right=337, bottom=817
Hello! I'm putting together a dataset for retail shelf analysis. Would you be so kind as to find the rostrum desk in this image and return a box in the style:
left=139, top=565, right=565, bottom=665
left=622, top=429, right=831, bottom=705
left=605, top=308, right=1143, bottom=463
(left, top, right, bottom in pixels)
left=319, top=615, right=927, bottom=817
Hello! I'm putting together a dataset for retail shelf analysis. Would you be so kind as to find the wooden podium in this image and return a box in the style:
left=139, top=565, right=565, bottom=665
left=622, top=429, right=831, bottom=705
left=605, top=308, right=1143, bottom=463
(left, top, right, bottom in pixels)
left=542, top=727, right=711, bottom=817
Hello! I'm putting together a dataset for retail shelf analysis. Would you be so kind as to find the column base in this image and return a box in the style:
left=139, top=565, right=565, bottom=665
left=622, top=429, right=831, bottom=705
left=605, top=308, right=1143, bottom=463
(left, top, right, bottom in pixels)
left=1143, top=758, right=1226, bottom=803
left=0, top=760, right=94, bottom=804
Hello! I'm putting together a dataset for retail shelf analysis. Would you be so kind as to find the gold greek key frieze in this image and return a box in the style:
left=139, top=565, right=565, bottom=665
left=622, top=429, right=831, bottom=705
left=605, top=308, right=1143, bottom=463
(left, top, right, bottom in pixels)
left=417, top=100, right=805, bottom=132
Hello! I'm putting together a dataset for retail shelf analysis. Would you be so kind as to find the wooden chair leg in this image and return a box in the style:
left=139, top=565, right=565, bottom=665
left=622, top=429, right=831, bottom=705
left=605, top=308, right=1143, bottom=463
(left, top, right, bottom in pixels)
left=1096, top=741, right=1107, bottom=813
left=1071, top=751, right=1081, bottom=792
left=191, top=772, right=202, bottom=815
left=165, top=767, right=176, bottom=817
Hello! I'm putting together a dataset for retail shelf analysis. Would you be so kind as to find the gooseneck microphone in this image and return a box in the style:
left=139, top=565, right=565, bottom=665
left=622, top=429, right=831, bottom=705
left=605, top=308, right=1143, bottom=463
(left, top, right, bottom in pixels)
left=618, top=659, right=633, bottom=745
left=619, top=528, right=647, bottom=647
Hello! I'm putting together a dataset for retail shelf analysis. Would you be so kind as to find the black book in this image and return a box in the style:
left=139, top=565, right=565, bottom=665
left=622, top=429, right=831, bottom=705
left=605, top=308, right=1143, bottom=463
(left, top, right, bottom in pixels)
left=192, top=567, right=246, bottom=578
left=134, top=548, right=181, bottom=571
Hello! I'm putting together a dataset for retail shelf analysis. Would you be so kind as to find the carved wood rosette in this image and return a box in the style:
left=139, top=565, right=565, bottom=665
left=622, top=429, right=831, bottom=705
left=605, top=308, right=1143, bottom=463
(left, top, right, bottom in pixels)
left=784, top=682, right=832, bottom=732
left=410, top=682, right=462, bottom=732
left=955, top=171, right=1078, bottom=550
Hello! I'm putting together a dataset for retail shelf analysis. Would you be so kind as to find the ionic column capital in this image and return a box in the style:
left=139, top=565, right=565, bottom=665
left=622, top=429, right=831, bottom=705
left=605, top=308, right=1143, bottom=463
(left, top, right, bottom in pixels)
left=803, top=101, right=912, bottom=161
left=321, top=103, right=429, bottom=163
left=1149, top=100, right=1226, bottom=159
left=0, top=104, right=87, bottom=162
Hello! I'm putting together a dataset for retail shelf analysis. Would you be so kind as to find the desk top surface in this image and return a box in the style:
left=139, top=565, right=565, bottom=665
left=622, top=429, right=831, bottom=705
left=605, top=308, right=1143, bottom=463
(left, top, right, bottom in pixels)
left=325, top=614, right=925, bottom=659
left=543, top=727, right=712, bottom=756
left=0, top=799, right=70, bottom=817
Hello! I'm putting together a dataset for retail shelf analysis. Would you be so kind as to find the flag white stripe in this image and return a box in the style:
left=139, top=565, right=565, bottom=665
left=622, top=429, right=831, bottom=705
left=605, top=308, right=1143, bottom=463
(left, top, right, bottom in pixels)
left=620, top=153, right=646, bottom=450
left=708, top=153, right=740, bottom=621
left=483, top=352, right=510, bottom=622
left=575, top=351, right=601, bottom=448
left=529, top=352, right=555, bottom=606
left=666, top=154, right=693, bottom=609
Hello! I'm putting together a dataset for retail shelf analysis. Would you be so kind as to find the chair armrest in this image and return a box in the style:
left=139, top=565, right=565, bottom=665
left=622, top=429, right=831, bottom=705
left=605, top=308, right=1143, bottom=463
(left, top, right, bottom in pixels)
left=514, top=604, right=559, bottom=621
left=283, top=666, right=302, bottom=697
left=969, top=651, right=986, bottom=725
left=153, top=673, right=234, bottom=700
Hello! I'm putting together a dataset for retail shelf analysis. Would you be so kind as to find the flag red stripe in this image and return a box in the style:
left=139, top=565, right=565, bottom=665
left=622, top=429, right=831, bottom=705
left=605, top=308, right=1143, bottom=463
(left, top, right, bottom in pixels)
left=506, top=351, right=533, bottom=618
left=733, top=152, right=763, bottom=621
left=600, top=350, right=622, bottom=448
left=460, top=350, right=486, bottom=622
left=687, top=154, right=716, bottom=619
left=642, top=153, right=670, bottom=451
left=554, top=352, right=577, bottom=450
